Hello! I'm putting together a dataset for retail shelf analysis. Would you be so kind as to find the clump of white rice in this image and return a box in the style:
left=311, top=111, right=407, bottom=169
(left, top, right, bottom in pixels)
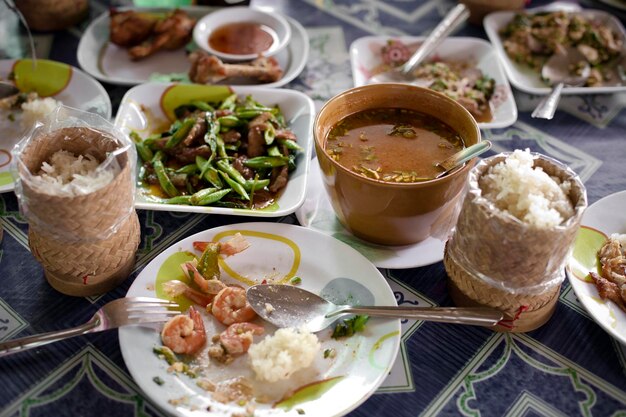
left=21, top=97, right=60, bottom=130
left=30, top=149, right=114, bottom=197
left=480, top=149, right=574, bottom=228
left=248, top=328, right=320, bottom=382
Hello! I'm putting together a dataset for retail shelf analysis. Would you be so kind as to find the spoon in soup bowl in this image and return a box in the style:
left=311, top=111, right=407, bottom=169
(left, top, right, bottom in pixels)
left=434, top=140, right=492, bottom=178
left=247, top=284, right=503, bottom=332
left=369, top=4, right=469, bottom=84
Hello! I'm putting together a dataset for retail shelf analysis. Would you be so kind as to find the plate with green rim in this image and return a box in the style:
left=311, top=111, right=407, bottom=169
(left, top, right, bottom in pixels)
left=120, top=222, right=401, bottom=417
left=0, top=59, right=111, bottom=193
left=566, top=190, right=626, bottom=345
left=114, top=82, right=314, bottom=216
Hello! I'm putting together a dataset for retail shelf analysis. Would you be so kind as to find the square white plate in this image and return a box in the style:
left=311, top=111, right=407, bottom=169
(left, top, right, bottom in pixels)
left=350, top=36, right=517, bottom=129
left=114, top=82, right=314, bottom=216
left=484, top=2, right=626, bottom=95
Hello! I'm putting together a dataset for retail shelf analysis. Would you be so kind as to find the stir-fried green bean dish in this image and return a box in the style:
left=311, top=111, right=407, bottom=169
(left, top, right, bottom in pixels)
left=500, top=11, right=624, bottom=87
left=132, top=94, right=301, bottom=209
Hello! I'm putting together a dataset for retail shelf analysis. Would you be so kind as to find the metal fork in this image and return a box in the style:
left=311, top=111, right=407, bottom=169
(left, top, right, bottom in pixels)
left=0, top=297, right=179, bottom=357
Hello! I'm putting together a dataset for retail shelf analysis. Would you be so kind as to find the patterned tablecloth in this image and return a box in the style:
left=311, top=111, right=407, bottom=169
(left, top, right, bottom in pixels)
left=1, top=1, right=625, bottom=416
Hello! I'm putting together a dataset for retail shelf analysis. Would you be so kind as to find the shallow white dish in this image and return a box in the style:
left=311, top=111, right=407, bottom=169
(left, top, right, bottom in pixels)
left=77, top=6, right=308, bottom=87
left=193, top=6, right=291, bottom=61
left=0, top=59, right=111, bottom=193
left=484, top=2, right=626, bottom=95
left=566, top=191, right=626, bottom=346
left=295, top=161, right=446, bottom=269
left=350, top=36, right=517, bottom=129
left=120, top=222, right=401, bottom=416
left=114, top=82, right=314, bottom=216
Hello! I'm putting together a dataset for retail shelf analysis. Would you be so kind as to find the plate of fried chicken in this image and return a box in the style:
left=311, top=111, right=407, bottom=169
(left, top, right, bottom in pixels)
left=77, top=6, right=309, bottom=87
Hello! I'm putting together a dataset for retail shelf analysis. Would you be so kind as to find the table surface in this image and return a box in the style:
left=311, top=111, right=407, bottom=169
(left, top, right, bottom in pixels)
left=1, top=1, right=625, bottom=416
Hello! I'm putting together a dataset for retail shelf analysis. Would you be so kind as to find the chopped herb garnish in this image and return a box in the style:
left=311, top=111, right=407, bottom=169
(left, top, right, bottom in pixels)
left=153, top=376, right=164, bottom=386
left=331, top=315, right=370, bottom=339
left=323, top=348, right=336, bottom=359
left=296, top=408, right=305, bottom=415
left=388, top=124, right=417, bottom=138
left=290, top=276, right=302, bottom=285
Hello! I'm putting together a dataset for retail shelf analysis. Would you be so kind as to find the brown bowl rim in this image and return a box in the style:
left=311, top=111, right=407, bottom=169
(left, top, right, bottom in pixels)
left=314, top=83, right=482, bottom=188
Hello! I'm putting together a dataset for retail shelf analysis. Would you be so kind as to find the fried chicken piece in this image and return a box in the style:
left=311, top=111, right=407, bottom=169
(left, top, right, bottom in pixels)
left=590, top=272, right=626, bottom=312
left=109, top=10, right=157, bottom=47
left=188, top=51, right=283, bottom=84
left=128, top=9, right=196, bottom=60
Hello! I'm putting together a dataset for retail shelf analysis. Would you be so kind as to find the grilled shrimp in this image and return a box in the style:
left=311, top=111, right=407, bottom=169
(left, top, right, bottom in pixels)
left=161, top=306, right=206, bottom=355
left=211, top=286, right=257, bottom=325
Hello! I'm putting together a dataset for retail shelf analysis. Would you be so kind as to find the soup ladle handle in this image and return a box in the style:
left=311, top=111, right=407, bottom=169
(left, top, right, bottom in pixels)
left=435, top=140, right=492, bottom=177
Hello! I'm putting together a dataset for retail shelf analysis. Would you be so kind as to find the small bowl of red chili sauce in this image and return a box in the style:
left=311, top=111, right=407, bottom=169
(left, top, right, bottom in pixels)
left=193, top=7, right=292, bottom=62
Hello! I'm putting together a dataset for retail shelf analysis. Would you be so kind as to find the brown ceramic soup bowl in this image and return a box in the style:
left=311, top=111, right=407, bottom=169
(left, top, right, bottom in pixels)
left=314, top=83, right=481, bottom=246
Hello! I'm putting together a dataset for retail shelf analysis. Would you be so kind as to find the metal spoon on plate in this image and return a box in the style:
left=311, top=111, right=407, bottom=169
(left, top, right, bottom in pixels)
left=246, top=284, right=503, bottom=332
left=369, top=3, right=470, bottom=84
left=434, top=140, right=492, bottom=178
left=531, top=47, right=590, bottom=120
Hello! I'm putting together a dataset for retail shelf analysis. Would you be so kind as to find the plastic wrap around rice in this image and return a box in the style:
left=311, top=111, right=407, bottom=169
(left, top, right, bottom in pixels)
left=446, top=150, right=587, bottom=295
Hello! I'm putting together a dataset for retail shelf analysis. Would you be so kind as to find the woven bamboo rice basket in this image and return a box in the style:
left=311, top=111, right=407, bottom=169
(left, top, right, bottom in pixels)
left=444, top=153, right=587, bottom=332
left=18, top=127, right=140, bottom=297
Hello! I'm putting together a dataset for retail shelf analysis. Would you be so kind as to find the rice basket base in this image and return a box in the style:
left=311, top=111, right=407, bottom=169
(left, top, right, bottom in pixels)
left=444, top=241, right=560, bottom=333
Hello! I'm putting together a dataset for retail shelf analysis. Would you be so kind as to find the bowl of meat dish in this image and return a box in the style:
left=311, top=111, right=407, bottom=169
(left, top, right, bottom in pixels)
left=193, top=7, right=291, bottom=62
left=314, top=83, right=481, bottom=246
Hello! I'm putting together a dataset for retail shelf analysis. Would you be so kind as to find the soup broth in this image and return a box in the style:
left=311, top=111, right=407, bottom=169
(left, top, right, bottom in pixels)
left=325, top=108, right=464, bottom=182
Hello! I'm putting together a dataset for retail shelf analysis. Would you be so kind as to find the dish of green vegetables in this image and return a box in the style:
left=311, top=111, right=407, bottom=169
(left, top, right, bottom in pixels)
left=130, top=90, right=307, bottom=212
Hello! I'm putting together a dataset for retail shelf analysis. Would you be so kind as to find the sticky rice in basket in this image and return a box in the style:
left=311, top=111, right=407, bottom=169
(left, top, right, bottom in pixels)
left=444, top=149, right=587, bottom=332
left=12, top=105, right=140, bottom=296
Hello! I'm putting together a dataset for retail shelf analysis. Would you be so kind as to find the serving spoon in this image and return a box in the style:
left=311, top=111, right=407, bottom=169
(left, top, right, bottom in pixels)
left=246, top=284, right=503, bottom=332
left=531, top=47, right=590, bottom=120
left=369, top=3, right=469, bottom=84
left=434, top=140, right=492, bottom=178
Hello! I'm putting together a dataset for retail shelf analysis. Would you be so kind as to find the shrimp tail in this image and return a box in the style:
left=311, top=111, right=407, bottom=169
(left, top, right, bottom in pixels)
left=220, top=233, right=251, bottom=257
left=163, top=279, right=214, bottom=308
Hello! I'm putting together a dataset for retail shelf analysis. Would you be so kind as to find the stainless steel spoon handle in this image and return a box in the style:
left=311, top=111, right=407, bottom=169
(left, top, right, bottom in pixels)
left=400, top=3, right=469, bottom=76
left=532, top=82, right=564, bottom=120
left=327, top=306, right=503, bottom=327
left=436, top=140, right=492, bottom=174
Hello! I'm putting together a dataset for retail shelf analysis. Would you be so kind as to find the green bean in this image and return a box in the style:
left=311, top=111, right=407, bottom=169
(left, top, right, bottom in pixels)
left=165, top=195, right=193, bottom=205
left=264, top=123, right=276, bottom=145
left=194, top=188, right=231, bottom=206
left=190, top=100, right=214, bottom=111
left=218, top=171, right=249, bottom=200
left=135, top=141, right=153, bottom=163
left=152, top=150, right=165, bottom=163
left=224, top=142, right=240, bottom=152
left=142, top=133, right=162, bottom=149
left=211, top=200, right=248, bottom=209
left=244, top=178, right=270, bottom=191
left=235, top=109, right=272, bottom=119
left=216, top=159, right=246, bottom=185
left=166, top=118, right=194, bottom=148
left=216, top=136, right=227, bottom=158
left=175, top=164, right=198, bottom=175
left=204, top=167, right=223, bottom=188
left=167, top=119, right=182, bottom=135
left=190, top=187, right=218, bottom=205
left=243, top=156, right=289, bottom=169
left=153, top=160, right=179, bottom=197
left=217, top=115, right=241, bottom=128
left=267, top=146, right=281, bottom=157
left=278, top=138, right=303, bottom=151
left=219, top=93, right=237, bottom=111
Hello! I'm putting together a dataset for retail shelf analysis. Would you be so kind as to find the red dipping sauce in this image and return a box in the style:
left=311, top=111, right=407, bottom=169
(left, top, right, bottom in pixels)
left=208, top=22, right=277, bottom=55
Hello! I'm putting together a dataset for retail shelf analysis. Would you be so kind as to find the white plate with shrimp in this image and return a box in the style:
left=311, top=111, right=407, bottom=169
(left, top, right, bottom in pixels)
left=566, top=191, right=626, bottom=346
left=77, top=6, right=309, bottom=87
left=120, top=222, right=401, bottom=417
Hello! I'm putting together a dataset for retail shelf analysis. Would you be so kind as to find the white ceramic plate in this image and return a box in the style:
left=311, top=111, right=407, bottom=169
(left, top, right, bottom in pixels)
left=0, top=59, right=111, bottom=193
left=566, top=191, right=626, bottom=346
left=484, top=2, right=626, bottom=95
left=295, top=160, right=446, bottom=269
left=596, top=0, right=626, bottom=11
left=350, top=36, right=518, bottom=129
left=120, top=222, right=401, bottom=416
left=77, top=6, right=309, bottom=87
left=114, top=82, right=314, bottom=216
